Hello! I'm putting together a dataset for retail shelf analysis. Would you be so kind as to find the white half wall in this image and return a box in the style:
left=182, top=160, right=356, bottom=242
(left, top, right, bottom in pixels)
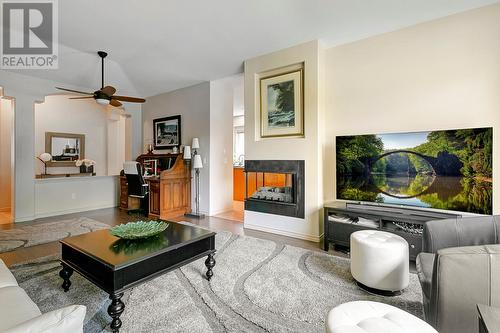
left=34, top=176, right=119, bottom=218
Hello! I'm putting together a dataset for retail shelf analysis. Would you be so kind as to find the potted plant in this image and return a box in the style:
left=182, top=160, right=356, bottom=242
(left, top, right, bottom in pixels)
left=75, top=159, right=96, bottom=174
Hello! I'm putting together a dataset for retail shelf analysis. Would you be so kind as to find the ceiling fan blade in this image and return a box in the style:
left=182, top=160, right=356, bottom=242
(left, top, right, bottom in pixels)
left=55, top=87, right=93, bottom=95
left=101, top=85, right=116, bottom=96
left=110, top=99, right=122, bottom=107
left=112, top=95, right=146, bottom=103
left=69, top=96, right=95, bottom=99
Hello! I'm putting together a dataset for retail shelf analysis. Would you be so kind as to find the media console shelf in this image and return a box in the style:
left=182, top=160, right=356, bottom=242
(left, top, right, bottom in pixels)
left=323, top=201, right=461, bottom=260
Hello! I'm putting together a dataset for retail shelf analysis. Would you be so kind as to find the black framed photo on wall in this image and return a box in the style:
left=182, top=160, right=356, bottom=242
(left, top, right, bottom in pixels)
left=153, top=115, right=181, bottom=149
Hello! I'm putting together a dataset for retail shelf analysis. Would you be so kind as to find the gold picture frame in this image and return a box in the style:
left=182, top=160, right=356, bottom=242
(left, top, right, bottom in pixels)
left=259, top=66, right=304, bottom=138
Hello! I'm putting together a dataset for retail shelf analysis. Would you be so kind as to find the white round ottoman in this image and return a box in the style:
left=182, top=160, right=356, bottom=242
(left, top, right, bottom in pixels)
left=350, top=230, right=409, bottom=295
left=326, top=301, right=437, bottom=333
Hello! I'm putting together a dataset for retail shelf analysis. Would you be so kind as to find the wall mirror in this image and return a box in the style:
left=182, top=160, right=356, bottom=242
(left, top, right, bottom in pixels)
left=45, top=132, right=85, bottom=167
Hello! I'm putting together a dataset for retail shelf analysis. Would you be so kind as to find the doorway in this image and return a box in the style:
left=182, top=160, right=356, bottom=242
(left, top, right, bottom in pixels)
left=230, top=114, right=245, bottom=221
left=0, top=92, right=15, bottom=224
left=211, top=74, right=245, bottom=222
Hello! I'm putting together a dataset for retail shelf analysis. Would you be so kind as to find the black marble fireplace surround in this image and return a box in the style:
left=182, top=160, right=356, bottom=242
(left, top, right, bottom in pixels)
left=244, top=160, right=305, bottom=218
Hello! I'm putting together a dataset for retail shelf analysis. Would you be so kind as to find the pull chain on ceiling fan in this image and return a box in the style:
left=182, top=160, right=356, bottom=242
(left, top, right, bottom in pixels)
left=55, top=51, right=146, bottom=107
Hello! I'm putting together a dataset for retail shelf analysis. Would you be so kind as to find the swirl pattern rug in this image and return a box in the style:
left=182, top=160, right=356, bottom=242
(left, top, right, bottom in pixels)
left=10, top=230, right=423, bottom=332
left=0, top=217, right=109, bottom=253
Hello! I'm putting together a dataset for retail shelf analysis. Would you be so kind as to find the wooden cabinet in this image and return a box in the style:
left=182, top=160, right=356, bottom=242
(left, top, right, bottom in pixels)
left=233, top=167, right=245, bottom=201
left=148, top=179, right=160, bottom=217
left=120, top=177, right=128, bottom=209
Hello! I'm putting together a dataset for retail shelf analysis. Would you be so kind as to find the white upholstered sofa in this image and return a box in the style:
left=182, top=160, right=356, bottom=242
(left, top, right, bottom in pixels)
left=0, top=259, right=86, bottom=333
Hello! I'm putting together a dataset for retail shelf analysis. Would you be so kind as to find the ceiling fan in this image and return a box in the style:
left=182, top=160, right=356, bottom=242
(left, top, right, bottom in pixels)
left=55, top=51, right=146, bottom=107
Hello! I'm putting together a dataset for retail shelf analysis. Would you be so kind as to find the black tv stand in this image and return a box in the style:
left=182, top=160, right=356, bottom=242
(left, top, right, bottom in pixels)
left=323, top=201, right=461, bottom=260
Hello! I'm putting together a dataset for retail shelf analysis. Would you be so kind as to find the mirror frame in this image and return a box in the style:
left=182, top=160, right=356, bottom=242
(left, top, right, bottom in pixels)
left=45, top=132, right=85, bottom=167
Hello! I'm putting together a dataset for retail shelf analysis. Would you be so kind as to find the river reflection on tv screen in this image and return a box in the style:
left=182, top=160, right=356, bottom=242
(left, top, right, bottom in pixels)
left=336, top=127, right=492, bottom=215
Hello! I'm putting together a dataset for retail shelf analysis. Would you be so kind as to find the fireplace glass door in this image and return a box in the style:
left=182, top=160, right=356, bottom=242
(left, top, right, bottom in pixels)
left=245, top=172, right=295, bottom=203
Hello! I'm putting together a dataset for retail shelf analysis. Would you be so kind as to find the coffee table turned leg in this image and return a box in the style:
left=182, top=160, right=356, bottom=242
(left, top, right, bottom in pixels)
left=205, top=252, right=216, bottom=281
left=108, top=292, right=125, bottom=333
left=59, top=263, right=73, bottom=292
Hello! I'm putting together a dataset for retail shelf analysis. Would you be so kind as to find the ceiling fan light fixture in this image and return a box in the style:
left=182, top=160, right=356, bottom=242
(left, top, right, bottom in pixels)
left=95, top=98, right=110, bottom=106
left=55, top=51, right=146, bottom=108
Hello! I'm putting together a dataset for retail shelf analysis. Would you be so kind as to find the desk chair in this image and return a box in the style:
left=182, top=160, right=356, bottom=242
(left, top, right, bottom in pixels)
left=123, top=161, right=149, bottom=216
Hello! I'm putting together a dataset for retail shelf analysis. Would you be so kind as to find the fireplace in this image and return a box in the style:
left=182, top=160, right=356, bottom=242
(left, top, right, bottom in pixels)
left=244, top=160, right=304, bottom=218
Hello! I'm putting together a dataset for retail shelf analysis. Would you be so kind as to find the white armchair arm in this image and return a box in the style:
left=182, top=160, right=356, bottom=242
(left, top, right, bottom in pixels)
left=5, top=305, right=86, bottom=333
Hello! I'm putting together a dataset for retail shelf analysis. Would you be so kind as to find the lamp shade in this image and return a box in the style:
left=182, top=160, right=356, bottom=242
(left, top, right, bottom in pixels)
left=193, top=154, right=203, bottom=169
left=96, top=98, right=110, bottom=106
left=192, top=137, right=200, bottom=149
left=183, top=145, right=191, bottom=160
left=39, top=153, right=52, bottom=162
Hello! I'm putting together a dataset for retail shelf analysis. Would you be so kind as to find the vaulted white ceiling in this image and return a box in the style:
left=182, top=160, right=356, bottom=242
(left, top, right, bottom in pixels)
left=5, top=0, right=499, bottom=97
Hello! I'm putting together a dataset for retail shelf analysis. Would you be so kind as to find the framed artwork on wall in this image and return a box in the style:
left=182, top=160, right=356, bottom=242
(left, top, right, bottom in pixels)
left=153, top=115, right=181, bottom=150
left=260, top=66, right=304, bottom=138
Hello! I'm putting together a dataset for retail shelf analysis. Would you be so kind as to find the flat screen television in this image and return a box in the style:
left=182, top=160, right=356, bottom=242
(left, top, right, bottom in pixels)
left=336, top=127, right=492, bottom=215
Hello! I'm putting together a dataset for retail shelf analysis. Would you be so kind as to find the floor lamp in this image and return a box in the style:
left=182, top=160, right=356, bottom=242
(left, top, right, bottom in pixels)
left=185, top=138, right=205, bottom=218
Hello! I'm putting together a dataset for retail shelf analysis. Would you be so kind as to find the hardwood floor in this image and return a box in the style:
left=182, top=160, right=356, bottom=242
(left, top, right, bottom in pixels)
left=0, top=207, right=342, bottom=267
left=213, top=200, right=244, bottom=223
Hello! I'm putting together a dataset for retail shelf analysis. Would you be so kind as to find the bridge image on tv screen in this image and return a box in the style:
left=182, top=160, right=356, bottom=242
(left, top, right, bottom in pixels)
left=336, top=127, right=492, bottom=214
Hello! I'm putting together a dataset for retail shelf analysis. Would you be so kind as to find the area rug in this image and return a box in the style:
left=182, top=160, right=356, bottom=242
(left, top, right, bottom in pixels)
left=11, top=230, right=423, bottom=333
left=0, top=217, right=109, bottom=253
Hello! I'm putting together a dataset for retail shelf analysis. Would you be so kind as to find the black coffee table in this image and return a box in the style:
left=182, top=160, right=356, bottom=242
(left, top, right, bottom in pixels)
left=59, top=221, right=216, bottom=332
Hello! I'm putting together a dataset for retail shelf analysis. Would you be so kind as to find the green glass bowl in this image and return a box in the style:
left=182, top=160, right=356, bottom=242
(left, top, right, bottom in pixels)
left=110, top=220, right=168, bottom=240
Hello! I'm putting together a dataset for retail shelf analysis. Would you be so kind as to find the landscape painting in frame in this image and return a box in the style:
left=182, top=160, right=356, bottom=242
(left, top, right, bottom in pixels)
left=260, top=67, right=303, bottom=138
left=336, top=127, right=492, bottom=214
left=153, top=115, right=181, bottom=149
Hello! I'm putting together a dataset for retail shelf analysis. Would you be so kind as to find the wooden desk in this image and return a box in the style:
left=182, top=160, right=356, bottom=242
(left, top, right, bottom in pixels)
left=120, top=153, right=191, bottom=219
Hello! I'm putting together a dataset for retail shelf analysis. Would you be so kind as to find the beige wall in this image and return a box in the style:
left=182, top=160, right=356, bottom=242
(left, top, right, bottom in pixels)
left=143, top=82, right=211, bottom=214
left=244, top=40, right=326, bottom=241
left=325, top=4, right=500, bottom=213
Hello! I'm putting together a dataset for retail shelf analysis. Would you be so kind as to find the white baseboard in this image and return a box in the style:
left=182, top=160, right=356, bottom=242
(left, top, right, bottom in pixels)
left=33, top=203, right=118, bottom=220
left=244, top=222, right=323, bottom=242
left=14, top=215, right=35, bottom=223
left=209, top=207, right=234, bottom=216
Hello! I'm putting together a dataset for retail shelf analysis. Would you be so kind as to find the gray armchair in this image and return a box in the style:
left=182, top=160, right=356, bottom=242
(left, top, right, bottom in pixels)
left=416, top=216, right=500, bottom=333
